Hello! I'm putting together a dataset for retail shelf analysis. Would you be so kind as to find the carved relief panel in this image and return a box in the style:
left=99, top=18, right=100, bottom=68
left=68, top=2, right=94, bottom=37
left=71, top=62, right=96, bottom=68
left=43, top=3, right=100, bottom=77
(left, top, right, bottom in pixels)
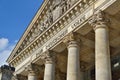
left=13, top=0, right=79, bottom=59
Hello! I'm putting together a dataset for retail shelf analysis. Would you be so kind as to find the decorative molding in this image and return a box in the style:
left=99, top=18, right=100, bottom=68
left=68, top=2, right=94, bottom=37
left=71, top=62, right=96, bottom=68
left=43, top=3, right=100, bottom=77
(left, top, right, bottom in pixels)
left=63, top=32, right=81, bottom=46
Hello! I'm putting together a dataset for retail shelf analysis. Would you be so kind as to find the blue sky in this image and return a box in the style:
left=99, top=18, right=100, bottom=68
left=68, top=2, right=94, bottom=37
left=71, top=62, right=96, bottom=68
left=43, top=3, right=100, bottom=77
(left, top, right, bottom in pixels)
left=0, top=0, right=43, bottom=66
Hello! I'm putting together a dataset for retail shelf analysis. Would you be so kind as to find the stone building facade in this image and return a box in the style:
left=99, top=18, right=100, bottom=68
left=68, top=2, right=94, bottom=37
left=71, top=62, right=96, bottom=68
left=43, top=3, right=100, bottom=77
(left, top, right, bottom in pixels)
left=6, top=0, right=120, bottom=80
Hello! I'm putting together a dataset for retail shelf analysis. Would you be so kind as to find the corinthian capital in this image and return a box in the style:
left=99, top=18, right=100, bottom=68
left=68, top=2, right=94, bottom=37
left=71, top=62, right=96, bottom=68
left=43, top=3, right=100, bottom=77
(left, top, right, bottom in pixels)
left=41, top=50, right=56, bottom=64
left=89, top=10, right=110, bottom=29
left=63, top=32, right=81, bottom=45
left=26, top=63, right=40, bottom=75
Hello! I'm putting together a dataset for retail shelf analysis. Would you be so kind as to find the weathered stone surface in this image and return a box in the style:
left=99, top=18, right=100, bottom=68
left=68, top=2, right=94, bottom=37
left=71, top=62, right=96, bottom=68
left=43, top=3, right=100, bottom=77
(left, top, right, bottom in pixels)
left=0, top=65, right=15, bottom=80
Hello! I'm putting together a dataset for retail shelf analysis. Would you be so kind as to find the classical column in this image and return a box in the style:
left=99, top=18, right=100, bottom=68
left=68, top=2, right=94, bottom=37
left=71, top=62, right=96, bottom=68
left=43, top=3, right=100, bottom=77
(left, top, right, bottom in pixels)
left=27, top=64, right=38, bottom=80
left=63, top=32, right=81, bottom=80
left=89, top=11, right=112, bottom=80
left=42, top=50, right=55, bottom=80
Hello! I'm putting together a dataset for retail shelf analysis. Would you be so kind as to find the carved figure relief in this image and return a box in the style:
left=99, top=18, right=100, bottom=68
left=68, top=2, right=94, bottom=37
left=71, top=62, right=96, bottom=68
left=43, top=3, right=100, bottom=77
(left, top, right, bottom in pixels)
left=53, top=0, right=62, bottom=9
left=61, top=0, right=67, bottom=13
left=52, top=0, right=62, bottom=21
left=47, top=9, right=53, bottom=25
left=44, top=16, right=49, bottom=29
left=34, top=27, right=40, bottom=36
left=20, top=0, right=79, bottom=50
left=66, top=0, right=78, bottom=9
left=40, top=22, right=45, bottom=31
left=66, top=0, right=71, bottom=9
left=37, top=23, right=42, bottom=34
left=51, top=0, right=78, bottom=21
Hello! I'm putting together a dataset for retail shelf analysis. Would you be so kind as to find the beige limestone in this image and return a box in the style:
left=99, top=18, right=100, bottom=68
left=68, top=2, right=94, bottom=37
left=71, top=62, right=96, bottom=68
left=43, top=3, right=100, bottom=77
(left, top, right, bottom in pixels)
left=95, top=24, right=111, bottom=80
left=44, top=63, right=55, bottom=80
left=67, top=41, right=80, bottom=80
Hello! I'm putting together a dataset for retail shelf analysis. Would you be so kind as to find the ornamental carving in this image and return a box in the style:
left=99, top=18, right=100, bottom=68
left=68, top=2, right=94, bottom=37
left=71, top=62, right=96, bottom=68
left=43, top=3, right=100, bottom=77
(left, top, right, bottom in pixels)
left=52, top=0, right=78, bottom=21
left=26, top=63, right=41, bottom=74
left=11, top=0, right=80, bottom=64
left=41, top=50, right=56, bottom=64
left=61, top=0, right=67, bottom=13
left=63, top=32, right=81, bottom=45
left=52, top=0, right=62, bottom=9
left=46, top=9, right=53, bottom=25
left=89, top=10, right=110, bottom=28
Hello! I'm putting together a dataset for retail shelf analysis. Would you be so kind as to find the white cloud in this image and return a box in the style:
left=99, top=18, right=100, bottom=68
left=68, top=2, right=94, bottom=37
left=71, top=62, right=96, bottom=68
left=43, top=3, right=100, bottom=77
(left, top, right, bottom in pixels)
left=0, top=38, right=16, bottom=66
left=0, top=38, right=9, bottom=51
left=14, top=40, right=18, bottom=43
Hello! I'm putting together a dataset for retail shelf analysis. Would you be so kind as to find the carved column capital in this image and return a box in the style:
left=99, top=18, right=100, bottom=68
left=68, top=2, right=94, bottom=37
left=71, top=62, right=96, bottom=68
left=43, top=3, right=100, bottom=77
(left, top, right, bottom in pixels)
left=41, top=50, right=56, bottom=64
left=89, top=10, right=110, bottom=30
left=63, top=32, right=81, bottom=46
left=26, top=63, right=40, bottom=75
